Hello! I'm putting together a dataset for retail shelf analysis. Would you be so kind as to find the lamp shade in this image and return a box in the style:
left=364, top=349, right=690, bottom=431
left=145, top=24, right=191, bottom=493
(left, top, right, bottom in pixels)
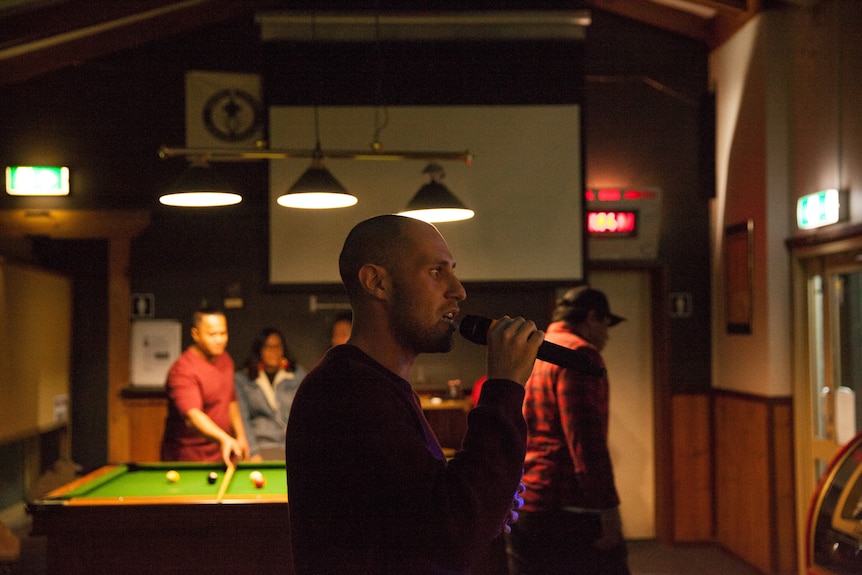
left=160, top=164, right=242, bottom=207
left=398, top=163, right=474, bottom=223
left=277, top=159, right=357, bottom=209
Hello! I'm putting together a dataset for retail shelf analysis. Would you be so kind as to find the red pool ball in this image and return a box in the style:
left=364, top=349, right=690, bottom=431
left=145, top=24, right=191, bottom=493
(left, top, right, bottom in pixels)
left=253, top=476, right=266, bottom=489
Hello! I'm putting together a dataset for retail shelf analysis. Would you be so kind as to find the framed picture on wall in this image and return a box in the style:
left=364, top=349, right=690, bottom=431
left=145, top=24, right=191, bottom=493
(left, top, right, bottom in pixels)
left=725, top=219, right=753, bottom=334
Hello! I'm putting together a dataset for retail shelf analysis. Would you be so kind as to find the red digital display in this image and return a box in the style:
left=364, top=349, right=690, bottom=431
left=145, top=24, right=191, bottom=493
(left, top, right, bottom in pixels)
left=584, top=188, right=658, bottom=202
left=622, top=189, right=657, bottom=200
left=587, top=211, right=638, bottom=236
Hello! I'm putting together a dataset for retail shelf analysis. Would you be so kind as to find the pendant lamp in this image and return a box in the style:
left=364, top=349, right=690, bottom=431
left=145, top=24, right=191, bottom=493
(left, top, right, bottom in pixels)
left=399, top=163, right=474, bottom=223
left=277, top=108, right=358, bottom=209
left=159, top=160, right=242, bottom=207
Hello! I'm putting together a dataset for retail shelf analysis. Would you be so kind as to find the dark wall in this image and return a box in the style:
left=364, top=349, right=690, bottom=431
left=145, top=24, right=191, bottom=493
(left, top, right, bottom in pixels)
left=31, top=239, right=109, bottom=472
left=0, top=7, right=711, bottom=469
left=0, top=14, right=264, bottom=211
left=264, top=41, right=584, bottom=105
left=584, top=11, right=712, bottom=389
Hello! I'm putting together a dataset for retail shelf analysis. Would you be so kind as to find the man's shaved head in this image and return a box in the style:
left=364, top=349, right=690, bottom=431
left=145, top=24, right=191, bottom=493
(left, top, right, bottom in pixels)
left=339, top=215, right=427, bottom=301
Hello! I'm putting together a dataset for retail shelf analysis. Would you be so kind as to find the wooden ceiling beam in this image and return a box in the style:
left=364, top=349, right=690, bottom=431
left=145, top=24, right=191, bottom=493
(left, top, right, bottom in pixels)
left=585, top=0, right=714, bottom=45
left=0, top=0, right=274, bottom=86
left=585, top=0, right=766, bottom=49
left=709, top=0, right=763, bottom=48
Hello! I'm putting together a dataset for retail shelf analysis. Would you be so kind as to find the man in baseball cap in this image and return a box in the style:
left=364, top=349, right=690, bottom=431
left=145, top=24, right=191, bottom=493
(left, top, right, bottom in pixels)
left=552, top=287, right=626, bottom=330
left=508, top=286, right=631, bottom=575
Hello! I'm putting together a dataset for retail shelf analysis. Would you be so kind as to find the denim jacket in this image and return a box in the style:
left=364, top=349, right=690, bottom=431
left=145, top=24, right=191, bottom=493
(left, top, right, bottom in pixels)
left=235, top=365, right=307, bottom=458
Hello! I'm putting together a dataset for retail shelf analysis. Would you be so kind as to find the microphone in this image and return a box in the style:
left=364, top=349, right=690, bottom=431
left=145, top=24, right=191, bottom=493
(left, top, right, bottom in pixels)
left=458, top=315, right=606, bottom=378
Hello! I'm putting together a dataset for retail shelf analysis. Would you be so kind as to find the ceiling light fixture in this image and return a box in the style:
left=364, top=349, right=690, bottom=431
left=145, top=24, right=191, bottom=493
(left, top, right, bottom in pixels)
left=159, top=159, right=242, bottom=207
left=277, top=149, right=356, bottom=209
left=276, top=108, right=357, bottom=209
left=399, top=163, right=474, bottom=223
left=276, top=10, right=355, bottom=210
left=276, top=106, right=359, bottom=210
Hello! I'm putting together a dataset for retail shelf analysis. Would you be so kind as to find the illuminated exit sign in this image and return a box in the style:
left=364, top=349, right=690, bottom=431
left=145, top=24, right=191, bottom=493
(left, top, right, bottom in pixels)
left=796, top=189, right=847, bottom=230
left=5, top=166, right=70, bottom=196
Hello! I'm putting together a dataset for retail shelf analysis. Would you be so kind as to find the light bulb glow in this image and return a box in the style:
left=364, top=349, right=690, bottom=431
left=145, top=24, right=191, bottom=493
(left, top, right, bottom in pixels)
left=159, top=192, right=242, bottom=207
left=277, top=192, right=358, bottom=209
left=398, top=207, right=475, bottom=223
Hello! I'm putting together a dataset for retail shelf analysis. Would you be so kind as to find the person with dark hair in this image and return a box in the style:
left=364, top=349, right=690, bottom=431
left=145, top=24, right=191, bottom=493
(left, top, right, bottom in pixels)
left=235, top=327, right=307, bottom=460
left=160, top=306, right=250, bottom=466
left=329, top=310, right=353, bottom=347
left=506, top=287, right=630, bottom=575
left=286, top=214, right=544, bottom=574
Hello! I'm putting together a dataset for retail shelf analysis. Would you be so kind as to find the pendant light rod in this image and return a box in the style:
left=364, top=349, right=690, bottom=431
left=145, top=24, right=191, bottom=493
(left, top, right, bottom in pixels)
left=159, top=146, right=473, bottom=163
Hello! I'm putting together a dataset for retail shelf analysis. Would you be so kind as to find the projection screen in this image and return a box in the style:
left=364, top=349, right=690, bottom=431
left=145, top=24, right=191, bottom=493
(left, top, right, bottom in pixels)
left=269, top=105, right=583, bottom=286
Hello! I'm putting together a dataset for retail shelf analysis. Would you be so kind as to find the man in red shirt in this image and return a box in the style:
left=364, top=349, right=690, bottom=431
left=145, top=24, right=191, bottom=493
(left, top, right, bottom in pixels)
left=160, top=305, right=250, bottom=466
left=507, top=287, right=630, bottom=575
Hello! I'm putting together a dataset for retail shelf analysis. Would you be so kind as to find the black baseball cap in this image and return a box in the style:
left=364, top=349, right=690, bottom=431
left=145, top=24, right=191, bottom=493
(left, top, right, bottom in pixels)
left=554, top=288, right=625, bottom=327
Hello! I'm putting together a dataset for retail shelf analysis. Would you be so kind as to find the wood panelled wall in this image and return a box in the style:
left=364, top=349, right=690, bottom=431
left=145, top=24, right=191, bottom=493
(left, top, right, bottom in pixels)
left=672, top=390, right=796, bottom=574
left=672, top=392, right=713, bottom=542
left=714, top=390, right=795, bottom=575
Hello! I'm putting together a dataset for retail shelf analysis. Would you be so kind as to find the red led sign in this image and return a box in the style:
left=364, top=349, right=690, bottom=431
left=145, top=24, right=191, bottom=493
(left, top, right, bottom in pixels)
left=584, top=188, right=658, bottom=202
left=587, top=210, right=638, bottom=236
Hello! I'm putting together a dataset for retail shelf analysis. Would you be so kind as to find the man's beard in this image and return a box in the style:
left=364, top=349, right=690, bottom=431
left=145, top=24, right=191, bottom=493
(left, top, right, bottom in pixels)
left=390, top=290, right=454, bottom=354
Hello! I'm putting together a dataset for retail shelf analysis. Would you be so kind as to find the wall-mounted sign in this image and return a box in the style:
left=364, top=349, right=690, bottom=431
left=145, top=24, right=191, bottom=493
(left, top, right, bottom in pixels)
left=584, top=187, right=661, bottom=260
left=186, top=71, right=263, bottom=148
left=670, top=292, right=693, bottom=318
left=797, top=189, right=847, bottom=230
left=5, top=166, right=70, bottom=196
left=131, top=293, right=155, bottom=318
left=130, top=319, right=182, bottom=387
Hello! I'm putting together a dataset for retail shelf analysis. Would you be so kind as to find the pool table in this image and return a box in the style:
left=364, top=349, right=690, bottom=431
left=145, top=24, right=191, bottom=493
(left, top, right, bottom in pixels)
left=27, top=461, right=292, bottom=575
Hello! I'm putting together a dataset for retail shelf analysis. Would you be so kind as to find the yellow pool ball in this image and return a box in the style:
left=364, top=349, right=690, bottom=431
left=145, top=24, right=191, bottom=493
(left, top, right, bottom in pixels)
left=165, top=470, right=180, bottom=483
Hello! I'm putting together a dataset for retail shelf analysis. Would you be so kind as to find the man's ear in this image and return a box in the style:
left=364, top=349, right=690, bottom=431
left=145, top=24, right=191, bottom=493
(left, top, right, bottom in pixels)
left=357, top=263, right=389, bottom=300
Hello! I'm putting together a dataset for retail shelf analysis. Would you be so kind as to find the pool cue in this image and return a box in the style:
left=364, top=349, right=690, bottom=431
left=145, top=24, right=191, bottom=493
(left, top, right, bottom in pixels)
left=216, top=459, right=236, bottom=502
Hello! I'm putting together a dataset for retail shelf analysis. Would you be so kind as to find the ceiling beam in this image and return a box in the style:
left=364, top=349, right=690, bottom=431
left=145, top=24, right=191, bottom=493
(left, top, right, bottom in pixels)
left=586, top=0, right=713, bottom=44
left=709, top=0, right=763, bottom=48
left=585, top=0, right=764, bottom=48
left=0, top=0, right=273, bottom=86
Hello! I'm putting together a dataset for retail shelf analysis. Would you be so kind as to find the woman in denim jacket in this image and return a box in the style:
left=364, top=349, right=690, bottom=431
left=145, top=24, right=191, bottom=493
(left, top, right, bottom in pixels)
left=235, top=327, right=307, bottom=460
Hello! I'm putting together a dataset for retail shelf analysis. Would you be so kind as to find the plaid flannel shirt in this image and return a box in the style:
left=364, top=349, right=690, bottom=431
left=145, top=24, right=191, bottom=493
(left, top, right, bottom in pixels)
left=521, top=321, right=621, bottom=512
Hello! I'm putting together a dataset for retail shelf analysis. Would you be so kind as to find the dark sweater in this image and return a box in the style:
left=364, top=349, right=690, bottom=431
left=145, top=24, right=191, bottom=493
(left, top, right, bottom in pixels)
left=285, top=345, right=526, bottom=574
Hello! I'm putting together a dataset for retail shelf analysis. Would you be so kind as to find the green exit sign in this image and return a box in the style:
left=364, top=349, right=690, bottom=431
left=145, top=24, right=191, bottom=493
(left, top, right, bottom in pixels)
left=797, top=189, right=847, bottom=230
left=5, top=166, right=70, bottom=196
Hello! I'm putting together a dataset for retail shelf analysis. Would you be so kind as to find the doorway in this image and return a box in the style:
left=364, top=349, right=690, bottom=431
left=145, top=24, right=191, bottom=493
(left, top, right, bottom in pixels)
left=792, top=244, right=862, bottom=568
left=590, top=269, right=656, bottom=539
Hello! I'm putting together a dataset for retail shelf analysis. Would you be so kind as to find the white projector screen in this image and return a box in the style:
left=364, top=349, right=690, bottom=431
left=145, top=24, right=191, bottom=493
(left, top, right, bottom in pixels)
left=269, top=105, right=583, bottom=286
